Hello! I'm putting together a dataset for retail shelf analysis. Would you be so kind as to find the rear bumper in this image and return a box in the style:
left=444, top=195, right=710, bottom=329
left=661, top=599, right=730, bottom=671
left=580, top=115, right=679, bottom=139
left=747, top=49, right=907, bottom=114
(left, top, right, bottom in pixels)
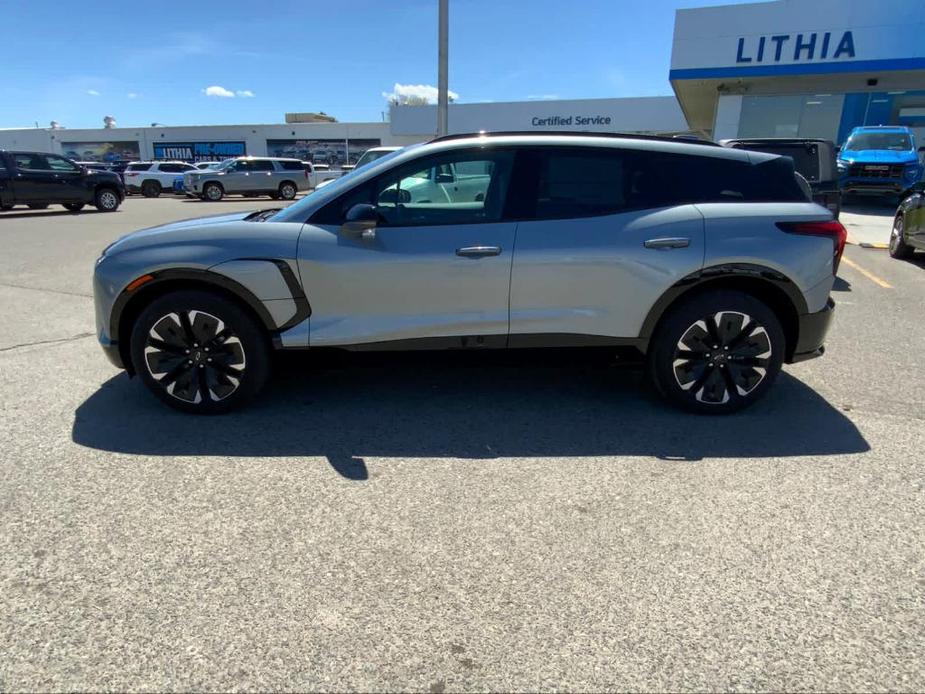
left=789, top=297, right=835, bottom=363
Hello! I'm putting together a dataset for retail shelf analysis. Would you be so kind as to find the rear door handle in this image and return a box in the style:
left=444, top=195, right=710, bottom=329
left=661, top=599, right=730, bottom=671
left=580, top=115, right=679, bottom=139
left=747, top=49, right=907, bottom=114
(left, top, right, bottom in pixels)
left=644, top=237, right=690, bottom=250
left=456, top=245, right=502, bottom=258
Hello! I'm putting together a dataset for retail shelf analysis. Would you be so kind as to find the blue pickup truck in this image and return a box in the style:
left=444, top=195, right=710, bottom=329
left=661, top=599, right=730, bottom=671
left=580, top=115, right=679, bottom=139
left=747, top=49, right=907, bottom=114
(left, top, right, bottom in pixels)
left=837, top=125, right=923, bottom=198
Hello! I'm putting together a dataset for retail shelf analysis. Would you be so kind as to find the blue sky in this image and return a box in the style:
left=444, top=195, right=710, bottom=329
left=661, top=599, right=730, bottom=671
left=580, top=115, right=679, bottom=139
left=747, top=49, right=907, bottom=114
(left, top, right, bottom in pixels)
left=1, top=0, right=753, bottom=129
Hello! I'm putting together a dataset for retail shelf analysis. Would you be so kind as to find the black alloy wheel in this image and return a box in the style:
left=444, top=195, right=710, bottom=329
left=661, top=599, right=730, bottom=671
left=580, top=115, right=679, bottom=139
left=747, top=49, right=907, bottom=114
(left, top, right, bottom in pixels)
left=649, top=290, right=784, bottom=414
left=278, top=182, right=297, bottom=200
left=131, top=290, right=270, bottom=413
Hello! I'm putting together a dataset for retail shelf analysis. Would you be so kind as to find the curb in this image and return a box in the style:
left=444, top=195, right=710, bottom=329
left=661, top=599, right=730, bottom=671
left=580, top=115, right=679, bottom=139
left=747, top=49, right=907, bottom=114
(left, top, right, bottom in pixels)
left=859, top=242, right=889, bottom=249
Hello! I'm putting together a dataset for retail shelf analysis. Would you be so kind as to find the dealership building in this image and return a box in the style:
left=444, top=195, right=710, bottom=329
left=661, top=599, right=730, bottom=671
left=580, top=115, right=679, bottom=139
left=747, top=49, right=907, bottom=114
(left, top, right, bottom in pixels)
left=0, top=0, right=923, bottom=162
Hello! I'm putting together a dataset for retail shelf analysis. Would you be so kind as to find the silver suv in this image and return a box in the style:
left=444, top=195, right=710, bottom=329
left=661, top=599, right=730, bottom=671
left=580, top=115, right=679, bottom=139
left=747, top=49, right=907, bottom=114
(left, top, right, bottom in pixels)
left=94, top=132, right=843, bottom=414
left=183, top=157, right=311, bottom=201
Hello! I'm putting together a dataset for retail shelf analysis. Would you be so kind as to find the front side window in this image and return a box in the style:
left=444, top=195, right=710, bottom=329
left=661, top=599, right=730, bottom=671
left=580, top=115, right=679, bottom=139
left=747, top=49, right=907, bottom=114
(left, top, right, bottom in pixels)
left=45, top=155, right=79, bottom=172
left=231, top=160, right=252, bottom=172
left=372, top=150, right=512, bottom=227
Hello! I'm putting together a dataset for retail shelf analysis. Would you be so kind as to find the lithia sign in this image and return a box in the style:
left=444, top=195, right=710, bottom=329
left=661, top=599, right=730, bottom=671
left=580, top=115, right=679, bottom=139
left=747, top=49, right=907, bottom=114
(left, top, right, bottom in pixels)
left=736, top=30, right=856, bottom=64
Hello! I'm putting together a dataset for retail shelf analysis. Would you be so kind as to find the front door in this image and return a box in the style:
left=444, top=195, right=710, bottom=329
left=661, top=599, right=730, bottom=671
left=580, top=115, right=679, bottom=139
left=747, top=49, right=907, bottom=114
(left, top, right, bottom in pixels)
left=43, top=155, right=85, bottom=202
left=299, top=149, right=517, bottom=347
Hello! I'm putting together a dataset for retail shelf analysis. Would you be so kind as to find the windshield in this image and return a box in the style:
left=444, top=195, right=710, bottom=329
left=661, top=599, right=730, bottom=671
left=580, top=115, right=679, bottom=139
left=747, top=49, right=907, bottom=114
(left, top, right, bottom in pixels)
left=845, top=132, right=912, bottom=152
left=272, top=146, right=415, bottom=223
left=355, top=148, right=398, bottom=169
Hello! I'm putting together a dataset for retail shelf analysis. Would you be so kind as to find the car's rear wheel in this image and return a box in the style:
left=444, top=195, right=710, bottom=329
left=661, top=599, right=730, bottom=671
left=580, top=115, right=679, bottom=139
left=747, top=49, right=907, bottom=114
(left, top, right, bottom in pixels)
left=278, top=181, right=297, bottom=200
left=889, top=216, right=915, bottom=259
left=141, top=181, right=161, bottom=198
left=63, top=203, right=84, bottom=212
left=648, top=290, right=784, bottom=414
left=130, top=290, right=270, bottom=414
left=94, top=188, right=120, bottom=212
left=203, top=182, right=223, bottom=201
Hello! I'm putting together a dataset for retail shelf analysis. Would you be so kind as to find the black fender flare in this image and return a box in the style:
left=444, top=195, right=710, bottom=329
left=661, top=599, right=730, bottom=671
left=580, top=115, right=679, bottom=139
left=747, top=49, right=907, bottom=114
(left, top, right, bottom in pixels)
left=111, top=261, right=311, bottom=372
left=639, top=263, right=808, bottom=346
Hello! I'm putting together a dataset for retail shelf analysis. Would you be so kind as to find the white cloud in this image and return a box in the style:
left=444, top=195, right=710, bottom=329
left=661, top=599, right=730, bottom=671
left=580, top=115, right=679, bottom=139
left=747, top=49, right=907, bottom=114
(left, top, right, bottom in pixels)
left=86, top=89, right=100, bottom=96
left=527, top=94, right=559, bottom=100
left=235, top=90, right=255, bottom=98
left=203, top=85, right=235, bottom=98
left=127, top=92, right=139, bottom=99
left=382, top=83, right=459, bottom=104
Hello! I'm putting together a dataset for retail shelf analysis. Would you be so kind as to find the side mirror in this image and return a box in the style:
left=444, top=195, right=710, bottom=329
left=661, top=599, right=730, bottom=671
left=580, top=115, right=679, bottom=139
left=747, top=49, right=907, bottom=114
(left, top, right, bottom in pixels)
left=340, top=203, right=378, bottom=240
left=435, top=172, right=454, bottom=184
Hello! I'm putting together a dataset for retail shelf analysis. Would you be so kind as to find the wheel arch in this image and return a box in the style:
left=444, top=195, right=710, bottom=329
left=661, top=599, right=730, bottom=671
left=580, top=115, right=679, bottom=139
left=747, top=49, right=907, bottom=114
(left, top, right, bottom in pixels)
left=640, top=264, right=807, bottom=362
left=112, top=269, right=279, bottom=376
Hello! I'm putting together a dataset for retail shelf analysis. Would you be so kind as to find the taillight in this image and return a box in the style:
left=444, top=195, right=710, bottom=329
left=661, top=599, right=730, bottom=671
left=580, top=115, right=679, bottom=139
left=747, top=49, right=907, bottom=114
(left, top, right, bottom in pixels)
left=777, top=220, right=848, bottom=273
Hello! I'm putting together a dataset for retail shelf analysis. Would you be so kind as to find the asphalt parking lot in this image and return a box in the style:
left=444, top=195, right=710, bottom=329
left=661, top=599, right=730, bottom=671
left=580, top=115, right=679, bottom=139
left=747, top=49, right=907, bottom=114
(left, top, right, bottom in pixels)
left=1, top=195, right=923, bottom=691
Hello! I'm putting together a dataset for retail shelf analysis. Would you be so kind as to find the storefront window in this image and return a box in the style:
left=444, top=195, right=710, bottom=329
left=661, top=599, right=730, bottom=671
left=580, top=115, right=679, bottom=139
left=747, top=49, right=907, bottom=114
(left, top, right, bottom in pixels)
left=738, top=94, right=844, bottom=141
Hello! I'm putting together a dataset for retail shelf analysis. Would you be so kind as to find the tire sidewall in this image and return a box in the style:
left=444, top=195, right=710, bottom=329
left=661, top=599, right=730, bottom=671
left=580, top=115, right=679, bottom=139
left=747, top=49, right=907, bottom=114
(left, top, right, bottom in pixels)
left=649, top=290, right=785, bottom=414
left=129, top=290, right=270, bottom=414
left=889, top=216, right=912, bottom=259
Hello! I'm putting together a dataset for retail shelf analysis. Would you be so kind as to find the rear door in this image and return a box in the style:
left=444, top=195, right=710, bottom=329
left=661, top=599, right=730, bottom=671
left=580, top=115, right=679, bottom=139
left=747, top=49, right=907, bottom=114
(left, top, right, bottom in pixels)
left=249, top=159, right=276, bottom=191
left=9, top=153, right=55, bottom=203
left=507, top=147, right=706, bottom=342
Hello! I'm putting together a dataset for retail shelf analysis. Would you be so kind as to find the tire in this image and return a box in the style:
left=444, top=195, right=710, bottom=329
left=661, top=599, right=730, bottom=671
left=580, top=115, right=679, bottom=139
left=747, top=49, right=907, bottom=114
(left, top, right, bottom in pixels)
left=141, top=180, right=162, bottom=198
left=95, top=187, right=121, bottom=212
left=889, top=215, right=915, bottom=259
left=268, top=192, right=281, bottom=200
left=278, top=181, right=297, bottom=200
left=129, top=289, right=270, bottom=414
left=203, top=182, right=223, bottom=201
left=647, top=290, right=785, bottom=414
left=0, top=204, right=14, bottom=211
left=63, top=203, right=85, bottom=212
left=28, top=203, right=49, bottom=210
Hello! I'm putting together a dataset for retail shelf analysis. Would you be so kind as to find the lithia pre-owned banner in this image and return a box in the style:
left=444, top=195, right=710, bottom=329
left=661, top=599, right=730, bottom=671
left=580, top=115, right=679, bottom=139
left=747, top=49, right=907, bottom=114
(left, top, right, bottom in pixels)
left=154, top=141, right=246, bottom=162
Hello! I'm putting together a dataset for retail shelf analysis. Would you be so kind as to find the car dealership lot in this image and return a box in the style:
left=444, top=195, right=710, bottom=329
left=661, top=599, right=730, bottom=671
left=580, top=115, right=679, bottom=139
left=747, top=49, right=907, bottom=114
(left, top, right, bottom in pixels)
left=1, top=198, right=923, bottom=690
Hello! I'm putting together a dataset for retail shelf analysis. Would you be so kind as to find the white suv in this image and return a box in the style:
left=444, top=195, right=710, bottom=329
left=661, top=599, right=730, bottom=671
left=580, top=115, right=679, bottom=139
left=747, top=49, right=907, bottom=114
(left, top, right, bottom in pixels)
left=123, top=161, right=197, bottom=197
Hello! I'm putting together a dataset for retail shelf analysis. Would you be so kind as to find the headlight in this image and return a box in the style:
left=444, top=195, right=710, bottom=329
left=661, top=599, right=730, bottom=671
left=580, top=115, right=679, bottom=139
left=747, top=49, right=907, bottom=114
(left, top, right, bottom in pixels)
left=836, top=160, right=848, bottom=172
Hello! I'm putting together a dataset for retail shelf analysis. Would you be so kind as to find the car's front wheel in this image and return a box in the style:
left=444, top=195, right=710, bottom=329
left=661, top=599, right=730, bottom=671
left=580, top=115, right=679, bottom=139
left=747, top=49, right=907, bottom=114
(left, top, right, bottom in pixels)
left=94, top=188, right=121, bottom=212
left=648, top=290, right=784, bottom=414
left=889, top=216, right=915, bottom=259
left=202, top=182, right=223, bottom=201
left=130, top=290, right=270, bottom=413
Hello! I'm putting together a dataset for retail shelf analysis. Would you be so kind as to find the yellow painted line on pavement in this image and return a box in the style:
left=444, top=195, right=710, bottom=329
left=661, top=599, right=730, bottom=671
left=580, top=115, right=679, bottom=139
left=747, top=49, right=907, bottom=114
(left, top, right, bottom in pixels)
left=841, top=256, right=893, bottom=289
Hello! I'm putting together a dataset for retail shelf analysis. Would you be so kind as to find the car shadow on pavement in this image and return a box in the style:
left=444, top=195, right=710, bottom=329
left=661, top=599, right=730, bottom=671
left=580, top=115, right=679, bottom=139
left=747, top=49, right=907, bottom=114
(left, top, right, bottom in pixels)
left=0, top=209, right=107, bottom=220
left=72, top=351, right=870, bottom=480
left=841, top=200, right=898, bottom=218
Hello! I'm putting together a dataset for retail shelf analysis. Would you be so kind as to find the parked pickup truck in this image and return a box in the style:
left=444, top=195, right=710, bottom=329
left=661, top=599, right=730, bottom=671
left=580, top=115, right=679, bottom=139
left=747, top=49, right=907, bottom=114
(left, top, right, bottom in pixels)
left=0, top=150, right=125, bottom=212
left=837, top=125, right=923, bottom=199
left=721, top=138, right=841, bottom=218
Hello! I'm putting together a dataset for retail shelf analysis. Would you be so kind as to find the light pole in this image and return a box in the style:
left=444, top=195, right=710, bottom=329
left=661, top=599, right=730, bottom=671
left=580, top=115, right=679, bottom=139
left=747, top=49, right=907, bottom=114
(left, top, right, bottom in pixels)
left=437, top=0, right=449, bottom=137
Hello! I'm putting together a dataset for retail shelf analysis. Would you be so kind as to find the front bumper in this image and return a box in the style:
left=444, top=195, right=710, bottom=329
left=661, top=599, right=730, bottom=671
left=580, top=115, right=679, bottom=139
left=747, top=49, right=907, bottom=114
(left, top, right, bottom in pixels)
left=790, top=297, right=835, bottom=363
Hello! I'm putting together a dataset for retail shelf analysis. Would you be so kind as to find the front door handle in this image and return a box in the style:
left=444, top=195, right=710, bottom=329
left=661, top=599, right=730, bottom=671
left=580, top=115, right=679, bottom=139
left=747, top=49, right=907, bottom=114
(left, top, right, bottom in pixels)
left=644, top=237, right=690, bottom=250
left=456, top=245, right=502, bottom=258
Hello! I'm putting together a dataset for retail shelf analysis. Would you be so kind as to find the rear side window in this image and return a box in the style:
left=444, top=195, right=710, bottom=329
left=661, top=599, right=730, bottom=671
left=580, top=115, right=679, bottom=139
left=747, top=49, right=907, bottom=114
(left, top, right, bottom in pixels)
left=13, top=153, right=48, bottom=170
left=126, top=163, right=151, bottom=172
left=251, top=160, right=275, bottom=172
left=507, top=147, right=807, bottom=220
left=159, top=163, right=183, bottom=173
left=280, top=160, right=304, bottom=171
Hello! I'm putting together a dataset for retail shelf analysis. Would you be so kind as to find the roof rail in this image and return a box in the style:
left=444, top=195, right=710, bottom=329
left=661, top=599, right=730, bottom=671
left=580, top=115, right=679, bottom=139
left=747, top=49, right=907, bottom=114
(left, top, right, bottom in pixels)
left=428, top=130, right=720, bottom=147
